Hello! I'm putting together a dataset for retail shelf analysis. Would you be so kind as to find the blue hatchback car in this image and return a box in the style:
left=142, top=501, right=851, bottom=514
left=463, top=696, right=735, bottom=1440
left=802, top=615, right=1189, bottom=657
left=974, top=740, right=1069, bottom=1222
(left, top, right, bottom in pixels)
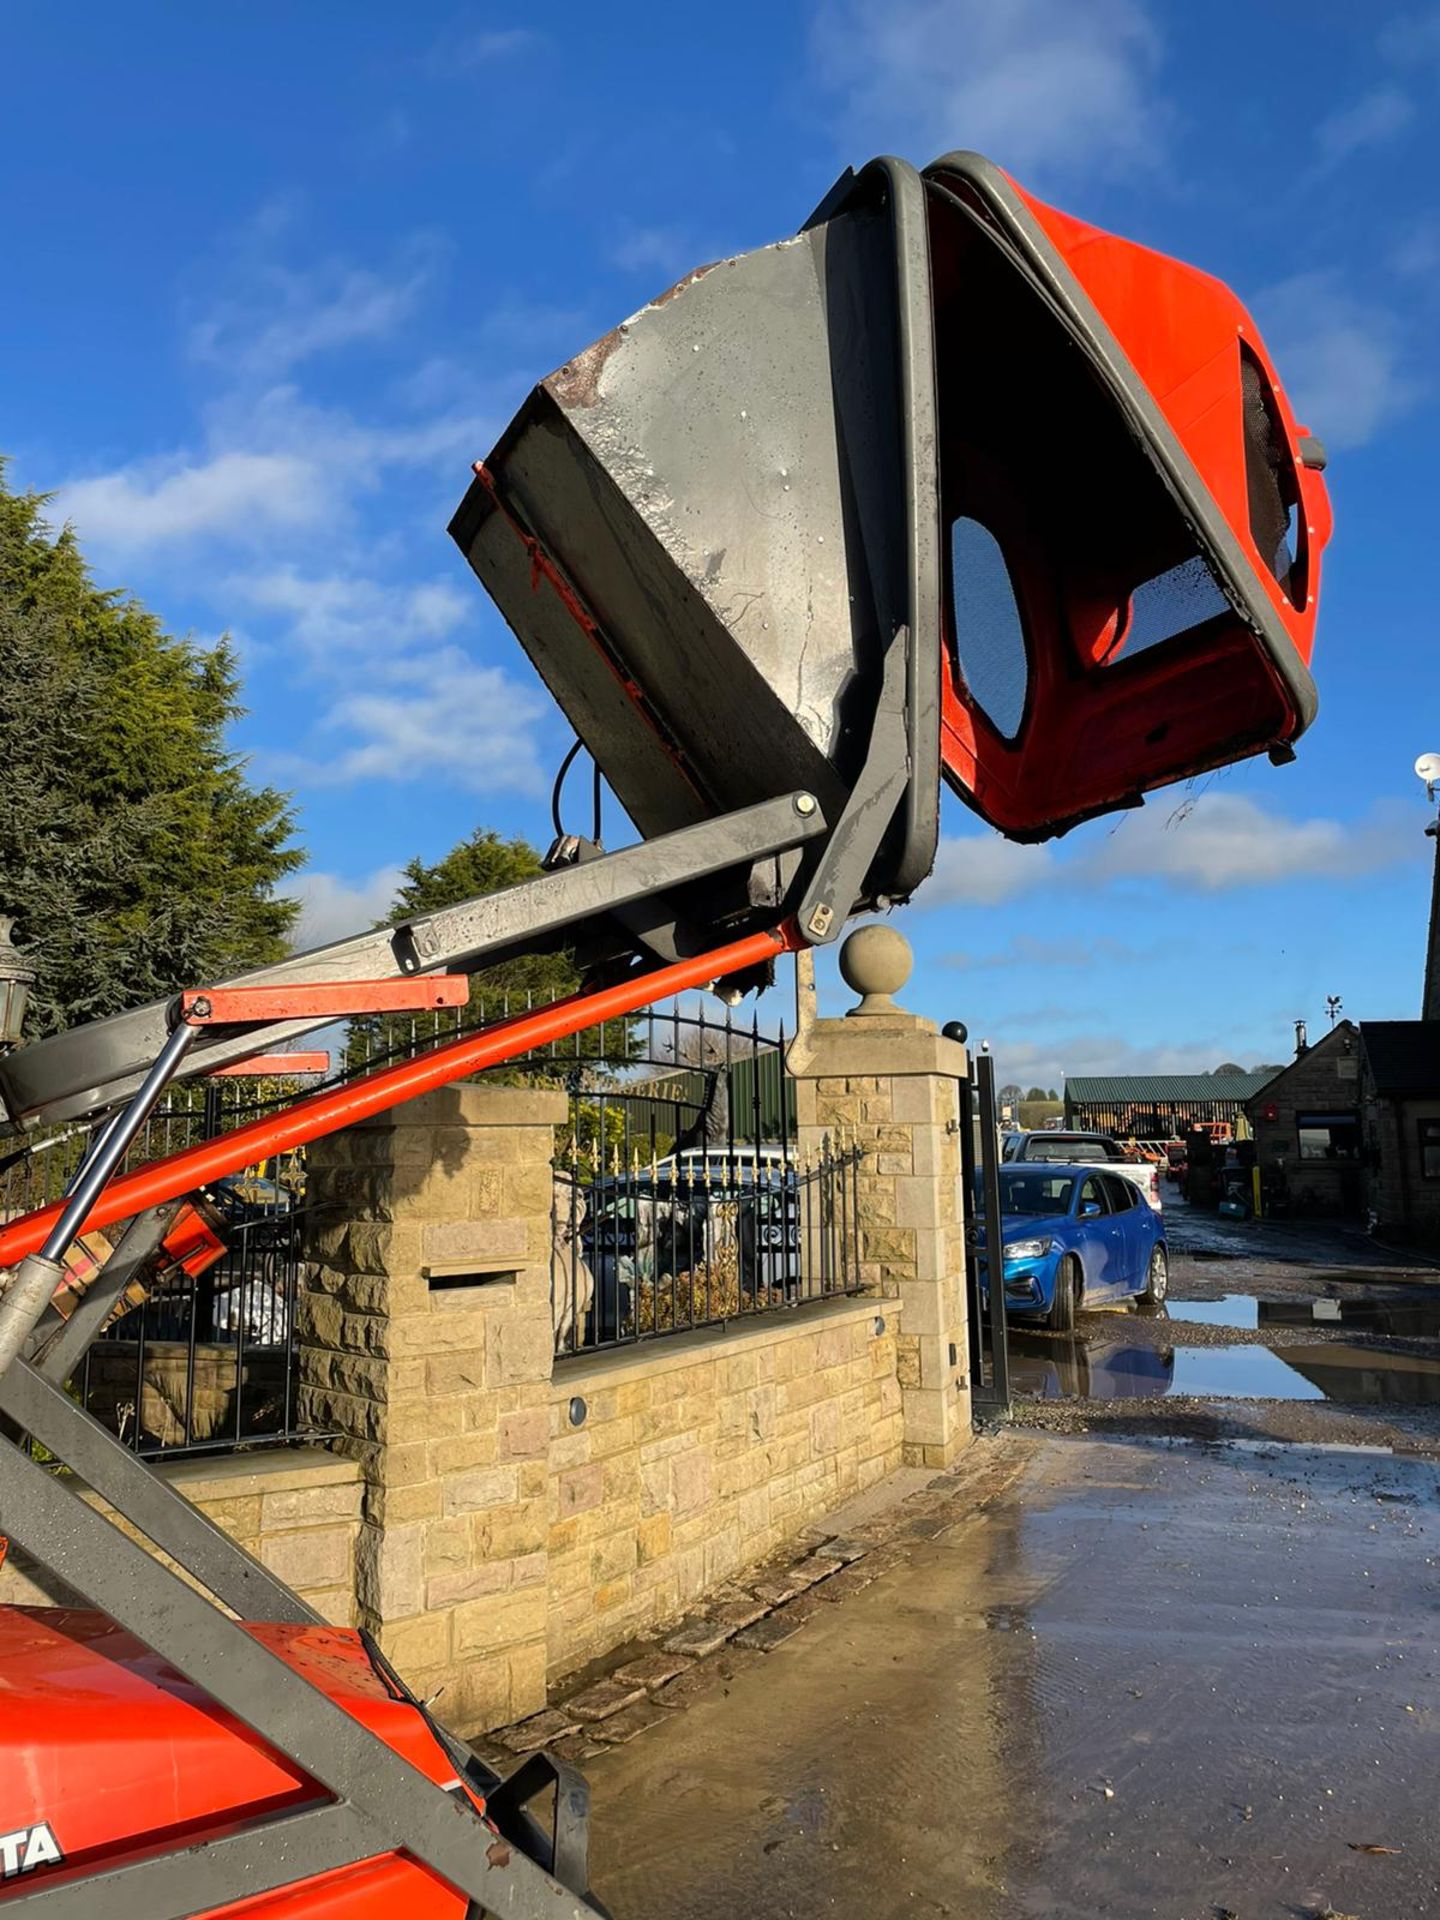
left=982, top=1164, right=1167, bottom=1330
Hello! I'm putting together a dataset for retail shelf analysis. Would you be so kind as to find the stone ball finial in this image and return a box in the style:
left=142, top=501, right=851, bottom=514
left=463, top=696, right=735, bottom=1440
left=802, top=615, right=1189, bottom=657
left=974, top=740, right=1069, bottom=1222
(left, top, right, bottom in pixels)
left=839, top=923, right=913, bottom=1016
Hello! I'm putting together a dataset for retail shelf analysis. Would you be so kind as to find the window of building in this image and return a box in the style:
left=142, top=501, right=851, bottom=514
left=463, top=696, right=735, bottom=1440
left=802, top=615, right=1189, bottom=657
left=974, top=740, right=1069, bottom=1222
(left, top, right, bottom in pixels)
left=1297, top=1111, right=1360, bottom=1163
left=1419, top=1119, right=1440, bottom=1182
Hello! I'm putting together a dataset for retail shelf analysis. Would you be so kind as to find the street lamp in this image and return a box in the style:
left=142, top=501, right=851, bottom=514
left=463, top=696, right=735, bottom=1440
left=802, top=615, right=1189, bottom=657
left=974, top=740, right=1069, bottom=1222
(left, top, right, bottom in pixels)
left=0, top=917, right=35, bottom=1048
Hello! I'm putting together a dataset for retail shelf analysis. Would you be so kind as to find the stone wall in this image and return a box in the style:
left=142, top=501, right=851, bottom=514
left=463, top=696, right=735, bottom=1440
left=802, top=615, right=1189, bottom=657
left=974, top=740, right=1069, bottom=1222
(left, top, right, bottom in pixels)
left=0, top=1447, right=362, bottom=1621
left=1362, top=1086, right=1440, bottom=1242
left=546, top=1296, right=900, bottom=1679
left=1246, top=1023, right=1363, bottom=1216
left=298, top=1083, right=565, bottom=1736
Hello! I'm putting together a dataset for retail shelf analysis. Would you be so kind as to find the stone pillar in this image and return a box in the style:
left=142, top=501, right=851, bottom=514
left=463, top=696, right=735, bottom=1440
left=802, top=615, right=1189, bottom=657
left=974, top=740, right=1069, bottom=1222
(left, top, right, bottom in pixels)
left=787, top=925, right=970, bottom=1467
left=299, top=1082, right=565, bottom=1735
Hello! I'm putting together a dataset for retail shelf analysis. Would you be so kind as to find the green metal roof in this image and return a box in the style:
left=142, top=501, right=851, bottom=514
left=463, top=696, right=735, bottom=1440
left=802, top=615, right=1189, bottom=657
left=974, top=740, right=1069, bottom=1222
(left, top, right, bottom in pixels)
left=1065, top=1073, right=1274, bottom=1104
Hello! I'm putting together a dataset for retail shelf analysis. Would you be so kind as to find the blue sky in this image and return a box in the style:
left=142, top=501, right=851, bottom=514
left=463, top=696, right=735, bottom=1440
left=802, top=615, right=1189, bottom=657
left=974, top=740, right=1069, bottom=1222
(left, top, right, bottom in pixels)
left=3, top=1, right=1437, bottom=1091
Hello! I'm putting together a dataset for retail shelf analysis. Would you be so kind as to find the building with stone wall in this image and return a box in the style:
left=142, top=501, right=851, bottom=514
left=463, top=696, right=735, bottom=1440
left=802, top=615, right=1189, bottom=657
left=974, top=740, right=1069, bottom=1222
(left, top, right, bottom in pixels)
left=1245, top=1022, right=1362, bottom=1217
left=1357, top=1023, right=1440, bottom=1243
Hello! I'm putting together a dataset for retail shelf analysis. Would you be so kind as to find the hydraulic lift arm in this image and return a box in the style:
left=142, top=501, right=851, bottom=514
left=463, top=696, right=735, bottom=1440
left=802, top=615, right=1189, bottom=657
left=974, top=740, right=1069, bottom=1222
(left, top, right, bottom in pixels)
left=0, top=140, right=1331, bottom=1920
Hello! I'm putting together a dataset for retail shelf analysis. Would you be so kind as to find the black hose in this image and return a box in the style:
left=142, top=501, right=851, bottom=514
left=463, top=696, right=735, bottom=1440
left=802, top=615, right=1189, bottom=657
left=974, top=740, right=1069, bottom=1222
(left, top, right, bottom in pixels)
left=550, top=738, right=584, bottom=839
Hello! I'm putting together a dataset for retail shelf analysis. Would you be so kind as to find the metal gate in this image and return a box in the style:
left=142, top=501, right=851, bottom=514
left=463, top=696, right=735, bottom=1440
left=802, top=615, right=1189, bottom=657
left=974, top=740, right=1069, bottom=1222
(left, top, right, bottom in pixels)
left=961, top=1052, right=1010, bottom=1416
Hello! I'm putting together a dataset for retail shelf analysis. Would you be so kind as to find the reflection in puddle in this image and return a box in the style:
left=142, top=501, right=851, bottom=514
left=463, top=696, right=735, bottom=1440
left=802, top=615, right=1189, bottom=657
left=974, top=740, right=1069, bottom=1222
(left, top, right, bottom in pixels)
left=1011, top=1331, right=1440, bottom=1405
left=1167, top=1293, right=1440, bottom=1337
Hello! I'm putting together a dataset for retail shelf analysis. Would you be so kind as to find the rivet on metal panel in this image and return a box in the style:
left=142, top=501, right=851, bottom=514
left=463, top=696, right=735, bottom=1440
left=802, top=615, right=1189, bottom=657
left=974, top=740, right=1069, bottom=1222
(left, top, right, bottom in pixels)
left=793, top=793, right=817, bottom=816
left=807, top=904, right=833, bottom=937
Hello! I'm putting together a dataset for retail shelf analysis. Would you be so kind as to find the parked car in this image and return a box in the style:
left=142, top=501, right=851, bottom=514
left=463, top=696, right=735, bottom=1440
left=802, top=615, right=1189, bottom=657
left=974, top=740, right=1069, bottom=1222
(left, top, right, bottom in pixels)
left=1001, top=1130, right=1163, bottom=1211
left=981, top=1164, right=1168, bottom=1330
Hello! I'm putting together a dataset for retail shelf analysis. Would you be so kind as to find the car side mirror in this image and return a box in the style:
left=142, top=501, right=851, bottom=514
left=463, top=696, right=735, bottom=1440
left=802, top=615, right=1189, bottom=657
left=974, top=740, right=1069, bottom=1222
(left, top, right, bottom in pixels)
left=1080, top=1200, right=1103, bottom=1219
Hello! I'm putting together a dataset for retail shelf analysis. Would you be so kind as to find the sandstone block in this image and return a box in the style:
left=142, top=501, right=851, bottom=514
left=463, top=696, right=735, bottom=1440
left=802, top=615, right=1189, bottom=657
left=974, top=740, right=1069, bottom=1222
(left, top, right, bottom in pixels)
left=444, top=1465, right=521, bottom=1515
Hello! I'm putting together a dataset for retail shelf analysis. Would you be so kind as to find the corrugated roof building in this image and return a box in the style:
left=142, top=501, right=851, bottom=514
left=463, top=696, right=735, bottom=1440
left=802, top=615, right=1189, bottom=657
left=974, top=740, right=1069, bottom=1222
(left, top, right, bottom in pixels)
left=1065, top=1072, right=1274, bottom=1135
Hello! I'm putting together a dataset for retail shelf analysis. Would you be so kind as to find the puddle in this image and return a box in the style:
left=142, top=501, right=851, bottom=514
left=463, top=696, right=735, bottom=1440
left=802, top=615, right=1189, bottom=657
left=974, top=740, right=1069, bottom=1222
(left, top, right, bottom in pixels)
left=1168, top=1295, right=1263, bottom=1328
left=1011, top=1332, right=1440, bottom=1406
left=1168, top=1294, right=1440, bottom=1337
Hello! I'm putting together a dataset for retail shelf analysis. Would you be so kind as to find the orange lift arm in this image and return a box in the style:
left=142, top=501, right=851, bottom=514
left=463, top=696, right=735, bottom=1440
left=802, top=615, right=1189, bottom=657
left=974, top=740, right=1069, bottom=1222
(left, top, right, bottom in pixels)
left=0, top=923, right=800, bottom=1271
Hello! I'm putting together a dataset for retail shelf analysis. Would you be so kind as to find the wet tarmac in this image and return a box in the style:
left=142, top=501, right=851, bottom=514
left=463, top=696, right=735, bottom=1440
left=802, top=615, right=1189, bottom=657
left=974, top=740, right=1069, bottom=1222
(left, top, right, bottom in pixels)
left=1010, top=1327, right=1440, bottom=1405
left=586, top=1432, right=1440, bottom=1919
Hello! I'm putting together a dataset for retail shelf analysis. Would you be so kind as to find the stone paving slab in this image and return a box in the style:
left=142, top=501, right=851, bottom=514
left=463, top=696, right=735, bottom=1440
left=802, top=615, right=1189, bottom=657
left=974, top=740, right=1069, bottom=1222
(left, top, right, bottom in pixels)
left=569, top=1677, right=648, bottom=1722
left=814, top=1561, right=881, bottom=1604
left=497, top=1707, right=582, bottom=1753
left=705, top=1594, right=769, bottom=1632
left=613, top=1650, right=694, bottom=1691
left=593, top=1699, right=670, bottom=1744
left=812, top=1535, right=869, bottom=1563
left=749, top=1572, right=809, bottom=1606
left=662, top=1618, right=736, bottom=1659
left=733, top=1611, right=805, bottom=1653
left=783, top=1554, right=840, bottom=1589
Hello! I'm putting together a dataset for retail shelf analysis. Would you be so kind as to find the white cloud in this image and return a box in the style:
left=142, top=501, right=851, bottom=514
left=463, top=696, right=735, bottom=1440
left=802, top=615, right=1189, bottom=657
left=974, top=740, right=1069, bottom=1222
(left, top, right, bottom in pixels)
left=278, top=649, right=548, bottom=797
left=1083, top=793, right=1408, bottom=889
left=434, top=25, right=538, bottom=71
left=611, top=227, right=691, bottom=276
left=809, top=0, right=1166, bottom=183
left=1314, top=86, right=1414, bottom=166
left=924, top=795, right=1415, bottom=906
left=188, top=248, right=438, bottom=378
left=56, top=449, right=328, bottom=552
left=230, top=568, right=472, bottom=666
left=56, top=380, right=495, bottom=562
left=925, top=833, right=1055, bottom=905
left=287, top=864, right=406, bottom=950
left=1254, top=270, right=1419, bottom=448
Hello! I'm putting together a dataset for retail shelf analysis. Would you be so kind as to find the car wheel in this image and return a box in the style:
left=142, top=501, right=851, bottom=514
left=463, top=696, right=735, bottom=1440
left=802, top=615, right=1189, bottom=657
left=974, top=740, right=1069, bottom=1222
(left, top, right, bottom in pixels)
left=1140, top=1242, right=1168, bottom=1307
left=1046, top=1255, right=1080, bottom=1333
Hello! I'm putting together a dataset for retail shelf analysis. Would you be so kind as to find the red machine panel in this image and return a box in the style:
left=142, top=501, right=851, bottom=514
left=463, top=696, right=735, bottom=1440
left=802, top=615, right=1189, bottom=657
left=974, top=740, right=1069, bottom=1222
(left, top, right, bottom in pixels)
left=0, top=1608, right=471, bottom=1915
left=925, top=151, right=1331, bottom=840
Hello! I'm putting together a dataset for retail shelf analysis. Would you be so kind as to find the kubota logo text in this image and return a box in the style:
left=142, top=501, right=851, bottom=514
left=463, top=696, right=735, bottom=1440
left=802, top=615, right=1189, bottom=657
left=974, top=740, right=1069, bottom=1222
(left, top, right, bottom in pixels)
left=0, top=1823, right=63, bottom=1879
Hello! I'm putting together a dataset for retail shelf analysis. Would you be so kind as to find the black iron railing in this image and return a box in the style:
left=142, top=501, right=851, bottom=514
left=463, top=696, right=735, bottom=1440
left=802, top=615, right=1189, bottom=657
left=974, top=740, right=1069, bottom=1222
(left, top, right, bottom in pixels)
left=0, top=992, right=832, bottom=1439
left=553, top=1138, right=863, bottom=1357
left=69, top=1188, right=310, bottom=1459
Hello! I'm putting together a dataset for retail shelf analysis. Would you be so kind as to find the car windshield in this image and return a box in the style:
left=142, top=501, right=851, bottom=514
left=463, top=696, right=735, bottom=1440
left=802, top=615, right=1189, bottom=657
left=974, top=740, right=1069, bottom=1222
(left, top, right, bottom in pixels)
left=999, top=1171, right=1075, bottom=1215
left=1024, top=1138, right=1112, bottom=1163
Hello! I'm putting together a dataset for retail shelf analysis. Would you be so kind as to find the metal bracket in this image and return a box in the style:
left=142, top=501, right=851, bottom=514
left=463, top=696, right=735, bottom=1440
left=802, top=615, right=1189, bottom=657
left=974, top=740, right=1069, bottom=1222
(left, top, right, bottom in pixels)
left=795, top=628, right=913, bottom=944
left=25, top=1202, right=180, bottom=1385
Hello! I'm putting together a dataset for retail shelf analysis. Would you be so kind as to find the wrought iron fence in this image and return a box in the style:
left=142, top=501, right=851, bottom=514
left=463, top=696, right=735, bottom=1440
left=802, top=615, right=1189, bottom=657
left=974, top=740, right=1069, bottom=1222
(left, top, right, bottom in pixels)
left=0, top=989, right=840, bottom=1441
left=70, top=1190, right=310, bottom=1458
left=553, top=1138, right=863, bottom=1356
left=3, top=1077, right=314, bottom=1460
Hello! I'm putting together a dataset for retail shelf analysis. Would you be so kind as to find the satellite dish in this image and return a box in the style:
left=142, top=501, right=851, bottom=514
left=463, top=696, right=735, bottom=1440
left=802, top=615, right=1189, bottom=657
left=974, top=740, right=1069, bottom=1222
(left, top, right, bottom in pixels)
left=1416, top=753, right=1440, bottom=784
